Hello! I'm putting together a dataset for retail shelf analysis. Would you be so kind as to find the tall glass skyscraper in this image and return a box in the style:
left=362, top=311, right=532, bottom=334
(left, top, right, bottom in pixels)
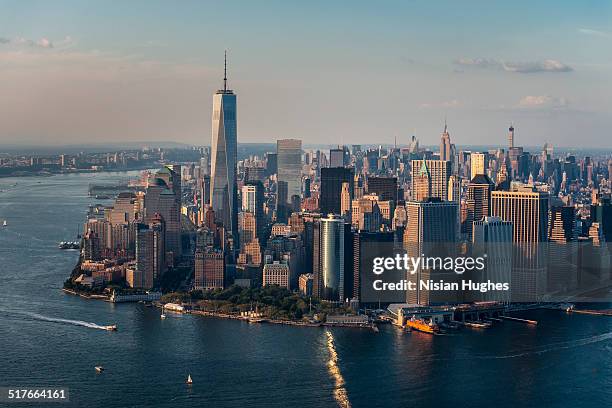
left=210, top=52, right=238, bottom=240
left=277, top=139, right=302, bottom=203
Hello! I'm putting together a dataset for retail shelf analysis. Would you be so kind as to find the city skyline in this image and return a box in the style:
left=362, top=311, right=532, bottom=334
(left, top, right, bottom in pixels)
left=0, top=1, right=611, bottom=148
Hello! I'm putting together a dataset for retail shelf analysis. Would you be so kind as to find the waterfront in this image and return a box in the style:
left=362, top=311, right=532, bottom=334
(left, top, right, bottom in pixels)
left=1, top=172, right=612, bottom=408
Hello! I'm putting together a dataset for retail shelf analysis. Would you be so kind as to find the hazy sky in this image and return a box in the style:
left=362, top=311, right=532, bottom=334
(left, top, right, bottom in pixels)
left=0, top=0, right=611, bottom=148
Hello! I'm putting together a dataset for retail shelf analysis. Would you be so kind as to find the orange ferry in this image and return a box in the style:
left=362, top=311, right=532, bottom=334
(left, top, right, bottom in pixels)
left=406, top=318, right=439, bottom=334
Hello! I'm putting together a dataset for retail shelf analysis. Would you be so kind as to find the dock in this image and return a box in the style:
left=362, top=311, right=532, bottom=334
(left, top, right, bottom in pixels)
left=500, top=316, right=538, bottom=325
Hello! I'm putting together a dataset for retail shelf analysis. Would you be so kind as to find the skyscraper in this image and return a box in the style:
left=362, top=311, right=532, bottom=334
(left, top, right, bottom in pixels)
left=366, top=176, right=397, bottom=202
left=241, top=181, right=265, bottom=241
left=411, top=160, right=451, bottom=201
left=403, top=198, right=459, bottom=305
left=508, top=124, right=515, bottom=149
left=210, top=52, right=238, bottom=241
left=470, top=152, right=486, bottom=180
left=440, top=122, right=452, bottom=162
left=194, top=247, right=225, bottom=290
left=464, top=174, right=495, bottom=239
left=472, top=216, right=513, bottom=302
left=491, top=185, right=549, bottom=301
left=318, top=214, right=345, bottom=302
left=277, top=139, right=302, bottom=203
left=320, top=167, right=354, bottom=215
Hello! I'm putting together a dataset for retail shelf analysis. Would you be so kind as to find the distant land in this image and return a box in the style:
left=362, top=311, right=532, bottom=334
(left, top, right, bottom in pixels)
left=1, top=141, right=610, bottom=158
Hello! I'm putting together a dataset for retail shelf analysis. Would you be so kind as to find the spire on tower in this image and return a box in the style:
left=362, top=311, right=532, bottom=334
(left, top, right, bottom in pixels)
left=223, top=50, right=228, bottom=92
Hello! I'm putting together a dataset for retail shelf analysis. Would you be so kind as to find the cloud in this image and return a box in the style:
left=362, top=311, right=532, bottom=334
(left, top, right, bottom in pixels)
left=517, top=95, right=569, bottom=110
left=0, top=36, right=74, bottom=49
left=454, top=58, right=572, bottom=73
left=419, top=99, right=460, bottom=109
left=578, top=28, right=612, bottom=39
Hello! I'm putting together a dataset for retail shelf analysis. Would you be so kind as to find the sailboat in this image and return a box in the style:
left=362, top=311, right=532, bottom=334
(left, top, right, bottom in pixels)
left=186, top=374, right=193, bottom=385
left=160, top=305, right=166, bottom=319
left=2, top=220, right=7, bottom=227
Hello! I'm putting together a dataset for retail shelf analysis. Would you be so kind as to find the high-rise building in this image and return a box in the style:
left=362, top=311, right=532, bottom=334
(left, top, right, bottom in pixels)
left=366, top=176, right=397, bottom=202
left=590, top=195, right=612, bottom=242
left=241, top=181, right=265, bottom=241
left=548, top=204, right=578, bottom=293
left=403, top=198, right=458, bottom=305
left=470, top=152, right=486, bottom=180
left=238, top=211, right=257, bottom=244
left=491, top=186, right=550, bottom=301
left=508, top=124, right=515, bottom=149
left=320, top=167, right=354, bottom=215
left=440, top=122, right=452, bottom=162
left=464, top=174, right=495, bottom=239
left=144, top=169, right=181, bottom=261
left=472, top=216, right=513, bottom=302
left=413, top=160, right=432, bottom=201
left=329, top=148, right=345, bottom=168
left=277, top=139, right=302, bottom=203
left=210, top=52, right=238, bottom=241
left=194, top=247, right=225, bottom=290
left=317, top=214, right=345, bottom=301
left=491, top=187, right=549, bottom=244
left=411, top=160, right=451, bottom=201
left=340, top=182, right=351, bottom=217
left=263, top=261, right=290, bottom=288
left=135, top=220, right=165, bottom=289
left=352, top=230, right=395, bottom=303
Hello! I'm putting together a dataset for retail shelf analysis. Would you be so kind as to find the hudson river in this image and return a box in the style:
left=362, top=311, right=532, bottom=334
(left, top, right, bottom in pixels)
left=0, top=172, right=611, bottom=408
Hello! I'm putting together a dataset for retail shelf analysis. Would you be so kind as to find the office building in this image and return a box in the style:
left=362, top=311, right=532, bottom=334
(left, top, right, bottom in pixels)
left=263, top=262, right=290, bottom=289
left=194, top=247, right=225, bottom=290
left=470, top=152, right=486, bottom=180
left=411, top=160, right=451, bottom=201
left=320, top=167, right=354, bottom=215
left=277, top=139, right=302, bottom=203
left=210, top=52, right=238, bottom=240
left=403, top=198, right=459, bottom=305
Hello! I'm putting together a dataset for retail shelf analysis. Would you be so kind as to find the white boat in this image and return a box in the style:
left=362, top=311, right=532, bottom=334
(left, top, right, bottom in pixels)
left=95, top=366, right=104, bottom=373
left=104, top=324, right=117, bottom=331
left=160, top=314, right=166, bottom=319
left=186, top=374, right=193, bottom=385
left=2, top=220, right=6, bottom=227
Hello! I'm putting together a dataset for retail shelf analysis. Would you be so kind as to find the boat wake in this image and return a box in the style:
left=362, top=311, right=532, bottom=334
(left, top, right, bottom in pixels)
left=476, top=331, right=612, bottom=360
left=325, top=330, right=351, bottom=408
left=2, top=309, right=112, bottom=331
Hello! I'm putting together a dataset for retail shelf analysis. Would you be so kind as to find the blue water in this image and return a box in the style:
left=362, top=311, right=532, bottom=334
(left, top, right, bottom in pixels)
left=0, top=172, right=611, bottom=408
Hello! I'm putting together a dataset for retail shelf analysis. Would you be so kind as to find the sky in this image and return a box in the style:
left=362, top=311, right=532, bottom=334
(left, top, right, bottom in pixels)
left=0, top=0, right=611, bottom=148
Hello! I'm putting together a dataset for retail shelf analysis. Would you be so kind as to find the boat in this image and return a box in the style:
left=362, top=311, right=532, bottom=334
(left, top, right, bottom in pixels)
left=104, top=325, right=117, bottom=331
left=406, top=317, right=440, bottom=334
left=2, top=220, right=7, bottom=227
left=186, top=374, right=193, bottom=385
left=160, top=313, right=166, bottom=319
left=95, top=366, right=104, bottom=373
left=464, top=320, right=492, bottom=329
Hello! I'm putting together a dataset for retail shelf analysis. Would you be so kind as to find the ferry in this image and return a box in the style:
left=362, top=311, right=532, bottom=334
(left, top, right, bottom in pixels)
left=104, top=325, right=118, bottom=331
left=406, top=317, right=440, bottom=334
